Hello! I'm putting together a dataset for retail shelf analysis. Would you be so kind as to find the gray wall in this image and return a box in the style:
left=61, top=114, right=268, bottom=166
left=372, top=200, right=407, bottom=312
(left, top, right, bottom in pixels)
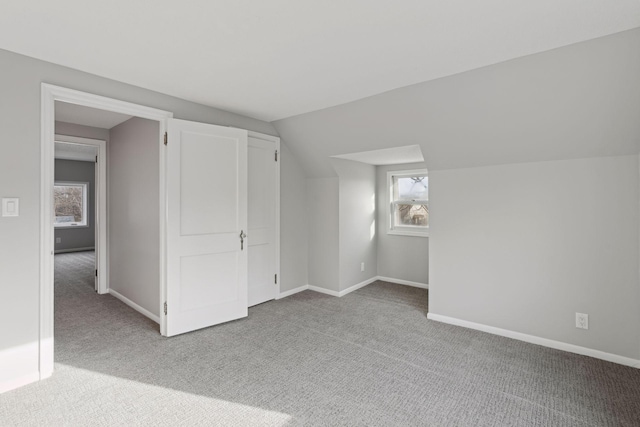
left=54, top=159, right=95, bottom=252
left=279, top=142, right=308, bottom=293
left=332, top=159, right=378, bottom=290
left=0, top=47, right=279, bottom=388
left=429, top=156, right=640, bottom=359
left=376, top=163, right=429, bottom=284
left=307, top=178, right=340, bottom=291
left=55, top=121, right=110, bottom=143
left=108, top=117, right=160, bottom=317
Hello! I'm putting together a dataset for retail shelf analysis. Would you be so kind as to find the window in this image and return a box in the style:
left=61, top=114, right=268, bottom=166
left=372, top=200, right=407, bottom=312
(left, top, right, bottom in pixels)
left=54, top=182, right=88, bottom=227
left=387, top=170, right=428, bottom=237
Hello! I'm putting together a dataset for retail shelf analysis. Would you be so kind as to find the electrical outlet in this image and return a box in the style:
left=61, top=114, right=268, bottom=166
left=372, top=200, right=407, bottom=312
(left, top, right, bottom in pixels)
left=56, top=237, right=61, bottom=244
left=360, top=262, right=365, bottom=272
left=576, top=313, right=589, bottom=330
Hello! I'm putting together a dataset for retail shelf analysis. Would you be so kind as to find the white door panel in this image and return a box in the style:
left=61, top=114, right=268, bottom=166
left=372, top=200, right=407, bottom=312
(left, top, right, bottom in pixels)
left=248, top=136, right=279, bottom=307
left=166, top=119, right=248, bottom=336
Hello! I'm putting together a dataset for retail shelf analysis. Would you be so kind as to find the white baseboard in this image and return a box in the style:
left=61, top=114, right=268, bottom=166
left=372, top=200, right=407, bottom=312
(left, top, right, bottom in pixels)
left=305, top=276, right=427, bottom=299
left=277, top=285, right=309, bottom=299
left=427, top=313, right=640, bottom=369
left=0, top=341, right=42, bottom=394
left=307, top=276, right=379, bottom=298
left=377, top=276, right=428, bottom=289
left=54, top=246, right=95, bottom=254
left=0, top=371, right=40, bottom=394
left=108, top=289, right=160, bottom=324
left=337, top=276, right=379, bottom=296
left=307, top=285, right=341, bottom=297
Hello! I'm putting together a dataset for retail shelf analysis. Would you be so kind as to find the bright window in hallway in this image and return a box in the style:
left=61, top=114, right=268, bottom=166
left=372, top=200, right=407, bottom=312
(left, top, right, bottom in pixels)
left=54, top=182, right=88, bottom=227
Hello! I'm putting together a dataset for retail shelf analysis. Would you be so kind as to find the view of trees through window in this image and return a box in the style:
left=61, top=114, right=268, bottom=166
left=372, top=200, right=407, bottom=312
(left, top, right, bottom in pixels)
left=391, top=174, right=428, bottom=230
left=54, top=184, right=86, bottom=225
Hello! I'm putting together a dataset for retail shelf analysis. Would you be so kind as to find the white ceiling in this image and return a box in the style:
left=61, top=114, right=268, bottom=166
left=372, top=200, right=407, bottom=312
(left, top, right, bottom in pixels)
left=332, top=145, right=424, bottom=166
left=55, top=102, right=132, bottom=129
left=1, top=1, right=639, bottom=122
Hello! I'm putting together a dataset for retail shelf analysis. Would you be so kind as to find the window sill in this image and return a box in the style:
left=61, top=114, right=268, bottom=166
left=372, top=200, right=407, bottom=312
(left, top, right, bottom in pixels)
left=388, top=228, right=429, bottom=238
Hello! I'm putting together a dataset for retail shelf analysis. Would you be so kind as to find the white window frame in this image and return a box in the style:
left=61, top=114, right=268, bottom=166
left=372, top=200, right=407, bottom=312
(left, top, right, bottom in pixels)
left=387, top=169, right=428, bottom=237
left=54, top=181, right=89, bottom=228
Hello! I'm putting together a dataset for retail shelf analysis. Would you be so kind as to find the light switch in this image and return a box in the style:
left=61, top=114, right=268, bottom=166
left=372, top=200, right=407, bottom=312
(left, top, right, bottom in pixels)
left=2, top=198, right=19, bottom=217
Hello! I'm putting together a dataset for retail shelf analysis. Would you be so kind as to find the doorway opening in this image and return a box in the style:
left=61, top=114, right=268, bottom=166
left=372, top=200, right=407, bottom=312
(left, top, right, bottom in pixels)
left=54, top=136, right=106, bottom=295
left=41, top=84, right=173, bottom=380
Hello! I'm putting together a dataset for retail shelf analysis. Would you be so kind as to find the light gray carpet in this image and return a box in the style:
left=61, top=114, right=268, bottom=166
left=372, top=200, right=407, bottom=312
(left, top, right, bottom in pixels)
left=1, top=251, right=639, bottom=426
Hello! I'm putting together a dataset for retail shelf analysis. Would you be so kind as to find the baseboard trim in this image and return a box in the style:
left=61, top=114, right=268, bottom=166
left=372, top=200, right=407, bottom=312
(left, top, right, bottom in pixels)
left=306, top=276, right=428, bottom=298
left=54, top=247, right=95, bottom=254
left=338, top=276, right=379, bottom=297
left=377, top=276, right=428, bottom=289
left=308, top=285, right=341, bottom=297
left=108, top=289, right=160, bottom=324
left=0, top=372, right=40, bottom=394
left=427, top=313, right=640, bottom=369
left=276, top=285, right=309, bottom=299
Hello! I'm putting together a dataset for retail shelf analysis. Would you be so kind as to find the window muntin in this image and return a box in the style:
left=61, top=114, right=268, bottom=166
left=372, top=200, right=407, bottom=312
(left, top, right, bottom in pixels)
left=54, top=182, right=88, bottom=227
left=388, top=170, right=428, bottom=237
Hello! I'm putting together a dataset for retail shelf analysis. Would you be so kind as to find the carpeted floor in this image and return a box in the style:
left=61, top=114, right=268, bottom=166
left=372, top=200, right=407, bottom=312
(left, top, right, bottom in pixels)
left=1, top=251, right=639, bottom=426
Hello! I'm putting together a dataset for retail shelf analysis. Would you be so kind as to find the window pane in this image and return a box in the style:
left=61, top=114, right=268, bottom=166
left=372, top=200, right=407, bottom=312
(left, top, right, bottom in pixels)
left=54, top=185, right=84, bottom=224
left=394, top=203, right=428, bottom=227
left=396, top=176, right=427, bottom=201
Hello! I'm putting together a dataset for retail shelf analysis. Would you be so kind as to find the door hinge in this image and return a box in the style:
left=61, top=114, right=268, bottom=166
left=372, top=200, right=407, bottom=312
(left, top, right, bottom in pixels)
left=164, top=132, right=168, bottom=145
left=164, top=301, right=167, bottom=315
left=95, top=155, right=98, bottom=163
left=274, top=274, right=277, bottom=284
left=275, top=150, right=278, bottom=162
left=95, top=269, right=98, bottom=277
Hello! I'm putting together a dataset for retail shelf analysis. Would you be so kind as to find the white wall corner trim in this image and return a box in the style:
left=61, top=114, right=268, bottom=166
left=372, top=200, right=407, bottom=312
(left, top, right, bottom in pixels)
left=427, top=313, right=640, bottom=369
left=277, top=285, right=309, bottom=299
left=108, top=289, right=160, bottom=324
left=377, top=276, right=428, bottom=289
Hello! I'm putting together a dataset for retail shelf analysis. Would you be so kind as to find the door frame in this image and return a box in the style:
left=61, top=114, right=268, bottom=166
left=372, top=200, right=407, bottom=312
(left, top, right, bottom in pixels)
left=54, top=135, right=107, bottom=294
left=247, top=131, right=281, bottom=299
left=40, top=83, right=173, bottom=380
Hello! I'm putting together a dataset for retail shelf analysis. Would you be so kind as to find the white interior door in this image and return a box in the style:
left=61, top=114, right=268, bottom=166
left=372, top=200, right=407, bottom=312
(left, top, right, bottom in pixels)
left=248, top=134, right=279, bottom=307
left=165, top=118, right=248, bottom=337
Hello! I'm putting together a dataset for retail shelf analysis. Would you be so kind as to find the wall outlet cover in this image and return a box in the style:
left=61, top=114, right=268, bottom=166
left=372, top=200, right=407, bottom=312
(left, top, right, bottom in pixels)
left=575, top=312, right=589, bottom=330
left=2, top=198, right=19, bottom=217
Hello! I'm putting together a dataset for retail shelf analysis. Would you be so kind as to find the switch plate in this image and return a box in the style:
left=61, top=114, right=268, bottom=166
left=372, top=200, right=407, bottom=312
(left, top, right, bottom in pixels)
left=360, top=262, right=365, bottom=272
left=2, top=198, right=19, bottom=217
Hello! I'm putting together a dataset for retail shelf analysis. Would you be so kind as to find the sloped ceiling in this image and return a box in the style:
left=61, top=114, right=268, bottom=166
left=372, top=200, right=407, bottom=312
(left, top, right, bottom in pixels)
left=0, top=1, right=639, bottom=121
left=274, top=29, right=640, bottom=177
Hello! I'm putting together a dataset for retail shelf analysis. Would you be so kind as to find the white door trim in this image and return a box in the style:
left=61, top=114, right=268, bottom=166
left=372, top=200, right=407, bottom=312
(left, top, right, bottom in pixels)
left=247, top=131, right=281, bottom=297
left=54, top=135, right=107, bottom=294
left=40, top=83, right=173, bottom=380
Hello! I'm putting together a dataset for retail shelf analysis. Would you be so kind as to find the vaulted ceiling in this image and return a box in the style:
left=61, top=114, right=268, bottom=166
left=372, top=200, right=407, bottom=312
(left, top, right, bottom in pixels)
left=274, top=29, right=640, bottom=177
left=1, top=1, right=639, bottom=122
